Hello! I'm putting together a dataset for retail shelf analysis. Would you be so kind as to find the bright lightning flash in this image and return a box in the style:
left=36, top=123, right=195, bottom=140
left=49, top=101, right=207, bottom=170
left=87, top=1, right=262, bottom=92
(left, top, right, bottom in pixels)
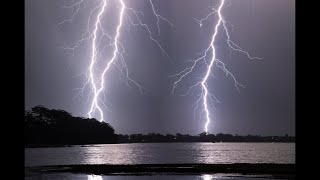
left=61, top=0, right=173, bottom=122
left=171, top=0, right=260, bottom=134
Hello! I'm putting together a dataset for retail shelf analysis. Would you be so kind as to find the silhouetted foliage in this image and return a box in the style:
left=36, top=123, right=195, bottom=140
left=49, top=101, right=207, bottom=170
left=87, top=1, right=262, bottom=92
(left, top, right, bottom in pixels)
left=25, top=106, right=116, bottom=146
left=25, top=106, right=295, bottom=147
left=117, top=132, right=295, bottom=143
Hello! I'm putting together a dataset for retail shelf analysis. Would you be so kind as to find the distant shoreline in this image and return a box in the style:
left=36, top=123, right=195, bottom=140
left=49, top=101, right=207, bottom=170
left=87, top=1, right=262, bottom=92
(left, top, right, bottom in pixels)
left=25, top=141, right=295, bottom=148
left=26, top=163, right=295, bottom=179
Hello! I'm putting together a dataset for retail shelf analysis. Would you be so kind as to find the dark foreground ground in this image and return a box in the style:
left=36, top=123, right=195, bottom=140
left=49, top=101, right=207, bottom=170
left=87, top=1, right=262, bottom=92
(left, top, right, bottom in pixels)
left=26, top=163, right=295, bottom=179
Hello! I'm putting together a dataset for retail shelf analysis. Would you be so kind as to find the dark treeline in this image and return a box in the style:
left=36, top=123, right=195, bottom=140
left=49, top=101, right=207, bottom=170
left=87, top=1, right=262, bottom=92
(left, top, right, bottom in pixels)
left=25, top=106, right=116, bottom=146
left=25, top=106, right=294, bottom=147
left=117, top=133, right=295, bottom=143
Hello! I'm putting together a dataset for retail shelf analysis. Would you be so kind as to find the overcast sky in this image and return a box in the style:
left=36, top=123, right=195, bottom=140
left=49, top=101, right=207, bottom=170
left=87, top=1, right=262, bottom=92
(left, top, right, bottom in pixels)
left=25, top=0, right=295, bottom=136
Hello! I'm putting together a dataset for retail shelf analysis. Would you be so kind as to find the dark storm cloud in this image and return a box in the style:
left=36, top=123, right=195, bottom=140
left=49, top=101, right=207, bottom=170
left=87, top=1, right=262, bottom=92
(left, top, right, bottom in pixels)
left=25, top=0, right=295, bottom=136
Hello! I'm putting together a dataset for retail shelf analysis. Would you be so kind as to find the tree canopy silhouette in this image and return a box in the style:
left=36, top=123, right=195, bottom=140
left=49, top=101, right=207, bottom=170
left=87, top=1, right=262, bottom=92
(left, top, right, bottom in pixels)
left=25, top=106, right=294, bottom=147
left=25, top=105, right=116, bottom=146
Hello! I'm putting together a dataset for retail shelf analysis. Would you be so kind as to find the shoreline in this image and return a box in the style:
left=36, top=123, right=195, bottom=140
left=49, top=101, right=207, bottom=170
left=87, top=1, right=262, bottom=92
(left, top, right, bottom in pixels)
left=26, top=163, right=295, bottom=178
left=25, top=142, right=295, bottom=148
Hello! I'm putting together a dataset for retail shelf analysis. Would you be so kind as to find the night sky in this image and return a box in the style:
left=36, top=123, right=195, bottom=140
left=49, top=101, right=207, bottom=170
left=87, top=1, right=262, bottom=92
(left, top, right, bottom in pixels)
left=25, top=0, right=295, bottom=136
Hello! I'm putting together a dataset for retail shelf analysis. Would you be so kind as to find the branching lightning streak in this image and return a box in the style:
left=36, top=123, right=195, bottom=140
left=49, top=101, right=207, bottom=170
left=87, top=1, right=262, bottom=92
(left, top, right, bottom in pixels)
left=149, top=0, right=174, bottom=35
left=88, top=0, right=109, bottom=121
left=124, top=3, right=174, bottom=62
left=171, top=0, right=260, bottom=133
left=61, top=0, right=173, bottom=122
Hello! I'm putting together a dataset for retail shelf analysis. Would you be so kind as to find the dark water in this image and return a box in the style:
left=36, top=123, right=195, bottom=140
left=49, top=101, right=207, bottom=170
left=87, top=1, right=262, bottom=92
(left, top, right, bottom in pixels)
left=25, top=143, right=295, bottom=166
left=25, top=173, right=290, bottom=180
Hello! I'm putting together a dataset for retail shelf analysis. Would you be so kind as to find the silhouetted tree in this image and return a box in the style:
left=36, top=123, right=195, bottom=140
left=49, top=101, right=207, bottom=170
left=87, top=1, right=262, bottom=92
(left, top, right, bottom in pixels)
left=25, top=105, right=116, bottom=146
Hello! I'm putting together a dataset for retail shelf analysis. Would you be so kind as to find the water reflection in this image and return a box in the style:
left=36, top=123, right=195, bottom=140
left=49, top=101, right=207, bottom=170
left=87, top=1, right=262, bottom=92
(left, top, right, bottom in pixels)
left=25, top=143, right=295, bottom=166
left=202, top=174, right=214, bottom=180
left=26, top=173, right=279, bottom=180
left=200, top=174, right=237, bottom=180
left=81, top=144, right=142, bottom=164
left=88, top=174, right=103, bottom=180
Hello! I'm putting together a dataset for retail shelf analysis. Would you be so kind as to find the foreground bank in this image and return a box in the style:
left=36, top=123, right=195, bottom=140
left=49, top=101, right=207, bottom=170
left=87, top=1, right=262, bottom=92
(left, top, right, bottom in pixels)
left=26, top=163, right=295, bottom=179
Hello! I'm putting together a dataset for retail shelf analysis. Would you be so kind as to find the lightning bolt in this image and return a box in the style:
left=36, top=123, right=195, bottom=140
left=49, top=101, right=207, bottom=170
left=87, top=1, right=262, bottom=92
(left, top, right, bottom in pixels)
left=60, top=0, right=173, bottom=122
left=171, top=0, right=261, bottom=134
left=87, top=0, right=108, bottom=121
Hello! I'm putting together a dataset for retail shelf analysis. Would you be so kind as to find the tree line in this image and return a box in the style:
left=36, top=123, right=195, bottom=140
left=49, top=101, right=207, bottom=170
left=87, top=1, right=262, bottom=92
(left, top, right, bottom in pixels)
left=25, top=105, right=116, bottom=146
left=117, top=132, right=295, bottom=143
left=25, top=106, right=295, bottom=147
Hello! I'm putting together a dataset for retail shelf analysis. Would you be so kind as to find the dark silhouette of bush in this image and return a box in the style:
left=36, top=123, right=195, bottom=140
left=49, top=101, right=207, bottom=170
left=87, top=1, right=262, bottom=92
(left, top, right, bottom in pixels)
left=25, top=105, right=116, bottom=146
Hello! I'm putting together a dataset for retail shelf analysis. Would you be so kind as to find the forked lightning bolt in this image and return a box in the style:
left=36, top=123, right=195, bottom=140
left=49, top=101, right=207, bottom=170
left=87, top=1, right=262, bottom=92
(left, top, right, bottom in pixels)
left=171, top=0, right=260, bottom=134
left=61, top=0, right=173, bottom=122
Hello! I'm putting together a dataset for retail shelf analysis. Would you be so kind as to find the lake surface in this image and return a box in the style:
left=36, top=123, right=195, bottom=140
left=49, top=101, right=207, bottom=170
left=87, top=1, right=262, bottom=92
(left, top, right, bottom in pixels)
left=25, top=173, right=290, bottom=180
left=25, top=143, right=295, bottom=167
